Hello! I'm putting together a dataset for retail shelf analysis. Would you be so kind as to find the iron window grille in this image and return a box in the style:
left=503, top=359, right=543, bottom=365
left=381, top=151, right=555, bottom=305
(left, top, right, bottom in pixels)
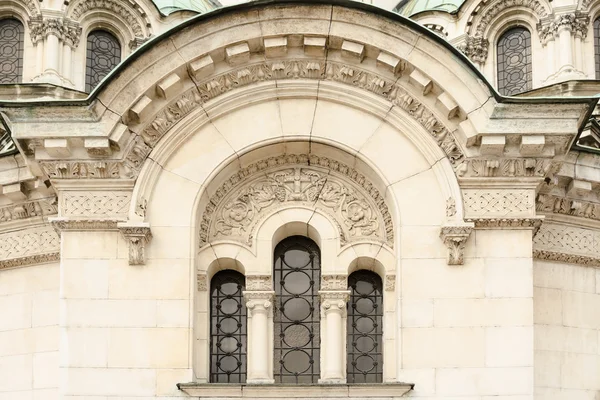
left=0, top=19, right=24, bottom=84
left=85, top=30, right=121, bottom=92
left=497, top=27, right=532, bottom=96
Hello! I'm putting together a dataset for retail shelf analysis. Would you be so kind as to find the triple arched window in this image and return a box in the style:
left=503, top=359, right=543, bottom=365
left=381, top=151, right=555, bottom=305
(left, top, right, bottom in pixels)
left=209, top=236, right=384, bottom=384
left=85, top=30, right=121, bottom=92
left=497, top=27, right=532, bottom=95
left=0, top=18, right=24, bottom=84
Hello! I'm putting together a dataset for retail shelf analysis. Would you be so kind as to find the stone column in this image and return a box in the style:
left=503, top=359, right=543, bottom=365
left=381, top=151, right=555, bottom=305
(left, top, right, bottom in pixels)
left=244, top=291, right=275, bottom=384
left=62, top=23, right=81, bottom=86
left=319, top=290, right=350, bottom=383
left=44, top=20, right=62, bottom=75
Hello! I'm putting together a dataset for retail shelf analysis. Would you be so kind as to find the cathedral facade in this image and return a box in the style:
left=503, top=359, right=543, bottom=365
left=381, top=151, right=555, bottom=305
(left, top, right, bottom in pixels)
left=0, top=0, right=599, bottom=399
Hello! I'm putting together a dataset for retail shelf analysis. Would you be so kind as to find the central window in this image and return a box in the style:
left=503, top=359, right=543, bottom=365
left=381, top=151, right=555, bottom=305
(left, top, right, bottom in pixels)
left=273, top=236, right=321, bottom=383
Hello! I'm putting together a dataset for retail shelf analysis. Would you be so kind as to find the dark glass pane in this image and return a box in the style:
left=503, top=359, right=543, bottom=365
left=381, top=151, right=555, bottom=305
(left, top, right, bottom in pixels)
left=274, top=236, right=320, bottom=384
left=85, top=30, right=121, bottom=92
left=497, top=27, right=532, bottom=96
left=0, top=19, right=24, bottom=84
left=347, top=271, right=383, bottom=383
left=595, top=18, right=600, bottom=79
left=210, top=270, right=246, bottom=383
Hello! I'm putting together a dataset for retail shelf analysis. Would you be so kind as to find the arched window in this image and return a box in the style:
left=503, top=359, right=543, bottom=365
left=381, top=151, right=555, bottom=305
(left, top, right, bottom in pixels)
left=273, top=236, right=320, bottom=383
left=594, top=18, right=600, bottom=78
left=347, top=270, right=383, bottom=383
left=497, top=27, right=532, bottom=95
left=0, top=19, right=24, bottom=84
left=85, top=30, right=121, bottom=92
left=210, top=270, right=246, bottom=383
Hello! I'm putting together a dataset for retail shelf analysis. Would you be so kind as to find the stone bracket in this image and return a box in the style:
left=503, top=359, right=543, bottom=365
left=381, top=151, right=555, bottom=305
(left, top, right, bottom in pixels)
left=440, top=223, right=474, bottom=265
left=118, top=222, right=152, bottom=266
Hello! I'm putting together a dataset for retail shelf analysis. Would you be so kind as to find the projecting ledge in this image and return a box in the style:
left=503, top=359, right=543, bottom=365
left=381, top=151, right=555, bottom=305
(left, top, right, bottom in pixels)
left=177, top=383, right=415, bottom=398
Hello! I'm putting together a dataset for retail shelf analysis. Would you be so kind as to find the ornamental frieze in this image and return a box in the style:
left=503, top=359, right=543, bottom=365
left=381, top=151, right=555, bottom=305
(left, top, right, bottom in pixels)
left=463, top=190, right=535, bottom=218
left=61, top=192, right=131, bottom=218
left=198, top=154, right=394, bottom=249
left=533, top=222, right=600, bottom=267
left=0, top=197, right=58, bottom=223
left=537, top=193, right=600, bottom=221
left=0, top=226, right=60, bottom=270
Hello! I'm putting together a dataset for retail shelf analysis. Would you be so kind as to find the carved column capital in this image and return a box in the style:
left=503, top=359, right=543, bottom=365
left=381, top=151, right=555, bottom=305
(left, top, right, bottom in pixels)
left=459, top=36, right=489, bottom=64
left=440, top=223, right=474, bottom=265
left=117, top=222, right=152, bottom=266
left=63, top=21, right=83, bottom=49
left=243, top=291, right=274, bottom=314
left=319, top=290, right=350, bottom=315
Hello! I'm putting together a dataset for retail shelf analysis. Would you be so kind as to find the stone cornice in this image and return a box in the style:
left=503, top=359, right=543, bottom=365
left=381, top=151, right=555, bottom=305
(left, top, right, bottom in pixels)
left=49, top=218, right=123, bottom=232
left=0, top=252, right=60, bottom=271
left=0, top=224, right=60, bottom=271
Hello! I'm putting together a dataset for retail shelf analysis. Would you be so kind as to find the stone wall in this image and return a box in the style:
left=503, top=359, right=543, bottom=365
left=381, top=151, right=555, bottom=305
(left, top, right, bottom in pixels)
left=534, top=260, right=600, bottom=399
left=0, top=263, right=59, bottom=400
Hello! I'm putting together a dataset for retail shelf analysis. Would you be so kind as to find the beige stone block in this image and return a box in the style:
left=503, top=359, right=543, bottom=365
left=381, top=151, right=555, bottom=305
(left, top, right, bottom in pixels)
left=436, top=366, right=533, bottom=396
left=63, top=367, right=156, bottom=396
left=486, top=258, right=533, bottom=298
left=596, top=269, right=600, bottom=294
left=31, top=326, right=59, bottom=354
left=188, top=55, right=214, bottom=80
left=401, top=299, right=433, bottom=327
left=32, top=290, right=59, bottom=327
left=156, top=368, right=193, bottom=396
left=396, top=368, right=435, bottom=396
left=0, top=354, right=33, bottom=392
left=264, top=36, right=287, bottom=57
left=44, top=138, right=72, bottom=158
left=408, top=69, right=432, bottom=95
left=62, top=328, right=108, bottom=368
left=145, top=227, right=191, bottom=260
left=63, top=299, right=156, bottom=328
left=561, top=353, right=600, bottom=390
left=61, top=259, right=109, bottom=299
left=2, top=181, right=28, bottom=201
left=520, top=135, right=545, bottom=156
left=156, top=73, right=182, bottom=100
left=0, top=293, right=32, bottom=332
left=211, top=101, right=282, bottom=153
left=402, top=258, right=485, bottom=299
left=480, top=135, right=506, bottom=155
left=400, top=226, right=448, bottom=260
left=33, top=351, right=58, bottom=389
left=146, top=172, right=201, bottom=228
left=108, top=258, right=190, bottom=300
left=360, top=123, right=432, bottom=186
left=387, top=169, right=445, bottom=226
left=0, top=264, right=59, bottom=296
left=0, top=392, right=33, bottom=400
left=157, top=300, right=190, bottom=328
left=562, top=326, right=599, bottom=354
left=535, top=261, right=596, bottom=293
left=535, top=350, right=562, bottom=389
left=84, top=138, right=111, bottom=157
left=534, top=287, right=563, bottom=325
left=303, top=36, right=326, bottom=56
left=534, top=325, right=565, bottom=352
left=562, top=290, right=600, bottom=329
left=62, top=231, right=118, bottom=260
left=32, top=389, right=58, bottom=400
left=128, top=95, right=153, bottom=124
left=403, top=327, right=485, bottom=368
left=486, top=327, right=533, bottom=367
left=225, top=42, right=250, bottom=65
left=436, top=92, right=459, bottom=119
left=434, top=298, right=533, bottom=327
left=108, top=328, right=189, bottom=368
left=475, top=230, right=532, bottom=258
left=0, top=328, right=33, bottom=356
left=279, top=99, right=317, bottom=137
left=341, top=40, right=365, bottom=61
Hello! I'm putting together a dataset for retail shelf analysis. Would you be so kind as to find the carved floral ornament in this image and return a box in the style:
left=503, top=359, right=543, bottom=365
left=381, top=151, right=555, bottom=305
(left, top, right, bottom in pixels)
left=198, top=154, right=394, bottom=249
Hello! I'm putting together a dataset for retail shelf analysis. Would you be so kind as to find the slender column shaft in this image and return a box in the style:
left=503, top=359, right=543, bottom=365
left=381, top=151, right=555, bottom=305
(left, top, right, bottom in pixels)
left=35, top=41, right=44, bottom=75
left=62, top=44, right=72, bottom=82
left=45, top=34, right=60, bottom=73
left=546, top=39, right=556, bottom=78
left=574, top=35, right=583, bottom=71
left=244, top=291, right=274, bottom=383
left=558, top=28, right=573, bottom=67
left=319, top=290, right=350, bottom=383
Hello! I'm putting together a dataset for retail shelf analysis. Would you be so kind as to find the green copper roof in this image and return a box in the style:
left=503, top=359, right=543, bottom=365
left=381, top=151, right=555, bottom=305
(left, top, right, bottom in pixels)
left=152, top=0, right=222, bottom=15
left=394, top=0, right=465, bottom=16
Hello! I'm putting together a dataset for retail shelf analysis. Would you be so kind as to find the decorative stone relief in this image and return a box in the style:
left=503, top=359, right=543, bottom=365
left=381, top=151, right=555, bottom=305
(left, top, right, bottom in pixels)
left=41, top=161, right=120, bottom=179
left=118, top=222, right=152, bottom=266
left=537, top=193, right=600, bottom=220
left=0, top=197, right=57, bottom=222
left=534, top=221, right=600, bottom=267
left=68, top=0, right=150, bottom=38
left=197, top=274, right=208, bottom=291
left=446, top=197, right=457, bottom=217
left=319, top=290, right=351, bottom=312
left=467, top=218, right=543, bottom=232
left=50, top=218, right=122, bottom=232
left=61, top=192, right=131, bottom=218
left=246, top=275, right=272, bottom=291
left=198, top=154, right=394, bottom=249
left=321, top=275, right=348, bottom=290
left=440, top=224, right=474, bottom=265
left=385, top=274, right=396, bottom=291
left=455, top=158, right=556, bottom=178
left=468, top=0, right=549, bottom=38
left=459, top=36, right=489, bottom=64
left=463, top=190, right=535, bottom=218
left=243, top=290, right=275, bottom=307
left=0, top=226, right=60, bottom=270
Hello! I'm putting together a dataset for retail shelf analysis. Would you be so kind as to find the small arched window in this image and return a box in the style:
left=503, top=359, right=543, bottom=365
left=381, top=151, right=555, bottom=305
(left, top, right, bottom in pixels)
left=0, top=19, right=24, bottom=84
left=497, top=27, right=532, bottom=95
left=85, top=30, right=121, bottom=92
left=210, top=270, right=246, bottom=383
left=347, top=270, right=383, bottom=383
left=273, top=236, right=321, bottom=384
left=594, top=18, right=600, bottom=78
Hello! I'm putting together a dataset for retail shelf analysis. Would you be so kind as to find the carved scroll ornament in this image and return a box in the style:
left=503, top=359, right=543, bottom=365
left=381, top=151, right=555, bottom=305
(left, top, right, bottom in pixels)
left=199, top=154, right=394, bottom=249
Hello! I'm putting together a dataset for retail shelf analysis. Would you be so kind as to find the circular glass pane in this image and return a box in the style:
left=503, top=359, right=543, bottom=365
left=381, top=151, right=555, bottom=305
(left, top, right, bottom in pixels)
left=282, top=298, right=312, bottom=321
left=355, top=336, right=376, bottom=353
left=355, top=298, right=375, bottom=314
left=219, top=337, right=239, bottom=353
left=355, top=280, right=374, bottom=295
left=283, top=350, right=310, bottom=374
left=220, top=281, right=240, bottom=295
left=355, top=355, right=375, bottom=373
left=219, top=317, right=240, bottom=334
left=283, top=271, right=311, bottom=294
left=218, top=355, right=240, bottom=372
left=220, top=298, right=240, bottom=314
left=355, top=317, right=375, bottom=334
left=283, top=249, right=311, bottom=268
left=283, top=324, right=311, bottom=348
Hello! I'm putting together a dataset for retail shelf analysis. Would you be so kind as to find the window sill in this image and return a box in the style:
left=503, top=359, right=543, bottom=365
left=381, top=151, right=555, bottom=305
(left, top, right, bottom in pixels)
left=176, top=382, right=415, bottom=398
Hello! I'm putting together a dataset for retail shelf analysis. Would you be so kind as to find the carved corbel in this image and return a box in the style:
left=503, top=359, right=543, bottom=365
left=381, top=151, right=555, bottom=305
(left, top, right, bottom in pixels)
left=118, top=222, right=152, bottom=265
left=440, top=224, right=474, bottom=265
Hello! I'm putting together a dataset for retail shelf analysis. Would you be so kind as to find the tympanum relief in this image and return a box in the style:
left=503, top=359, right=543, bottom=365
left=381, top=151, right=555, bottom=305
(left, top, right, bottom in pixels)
left=199, top=155, right=394, bottom=249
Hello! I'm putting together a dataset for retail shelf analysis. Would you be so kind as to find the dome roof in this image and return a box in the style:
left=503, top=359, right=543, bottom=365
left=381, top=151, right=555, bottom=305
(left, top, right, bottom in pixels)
left=151, top=0, right=222, bottom=15
left=394, top=0, right=465, bottom=16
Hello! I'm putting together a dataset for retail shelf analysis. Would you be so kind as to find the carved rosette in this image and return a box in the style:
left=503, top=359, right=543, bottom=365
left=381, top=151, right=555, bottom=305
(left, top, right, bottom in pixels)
left=199, top=154, right=394, bottom=249
left=440, top=224, right=474, bottom=265
left=118, top=222, right=152, bottom=266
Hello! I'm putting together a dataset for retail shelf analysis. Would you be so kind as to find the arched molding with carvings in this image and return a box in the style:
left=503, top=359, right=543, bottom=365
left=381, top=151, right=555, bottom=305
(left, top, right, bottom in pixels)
left=466, top=0, right=550, bottom=38
left=0, top=0, right=39, bottom=18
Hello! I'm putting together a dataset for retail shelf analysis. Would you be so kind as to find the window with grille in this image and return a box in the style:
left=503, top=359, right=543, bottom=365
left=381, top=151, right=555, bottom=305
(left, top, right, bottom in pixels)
left=273, top=236, right=321, bottom=383
left=595, top=18, right=600, bottom=78
left=497, top=27, right=532, bottom=95
left=85, top=30, right=121, bottom=92
left=0, top=19, right=24, bottom=84
left=347, top=270, right=383, bottom=383
left=210, top=270, right=247, bottom=383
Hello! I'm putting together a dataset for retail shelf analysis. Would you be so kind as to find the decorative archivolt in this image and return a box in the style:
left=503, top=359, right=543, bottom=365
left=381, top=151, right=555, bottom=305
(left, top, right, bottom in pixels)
left=0, top=0, right=40, bottom=17
left=198, top=154, right=394, bottom=249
